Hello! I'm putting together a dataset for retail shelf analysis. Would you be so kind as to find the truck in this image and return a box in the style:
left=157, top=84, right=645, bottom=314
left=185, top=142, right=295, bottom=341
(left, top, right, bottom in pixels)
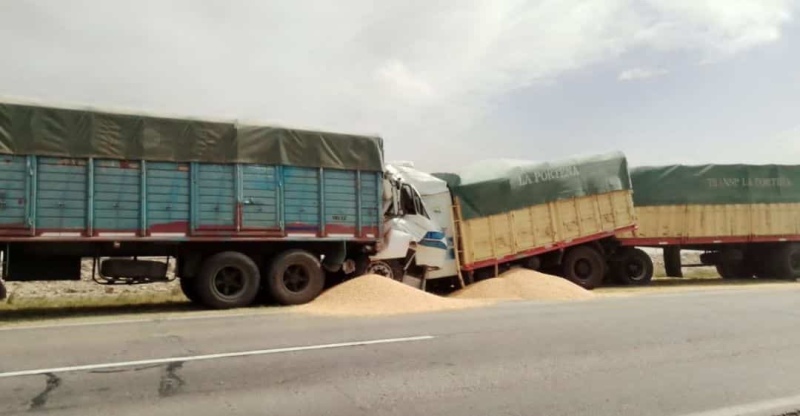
left=365, top=153, right=652, bottom=290
left=0, top=101, right=655, bottom=309
left=0, top=101, right=387, bottom=308
left=617, top=164, right=800, bottom=280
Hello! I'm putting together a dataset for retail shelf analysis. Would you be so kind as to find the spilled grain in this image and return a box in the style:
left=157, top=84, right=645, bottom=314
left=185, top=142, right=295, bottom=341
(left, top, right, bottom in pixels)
left=297, top=274, right=491, bottom=316
left=450, top=268, right=594, bottom=301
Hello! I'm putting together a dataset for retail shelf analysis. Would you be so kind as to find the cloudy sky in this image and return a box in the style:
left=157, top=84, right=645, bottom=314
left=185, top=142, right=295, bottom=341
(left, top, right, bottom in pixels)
left=1, top=0, right=798, bottom=171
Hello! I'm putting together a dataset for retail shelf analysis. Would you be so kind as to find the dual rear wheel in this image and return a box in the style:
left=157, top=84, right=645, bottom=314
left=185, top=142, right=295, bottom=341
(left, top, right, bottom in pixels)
left=609, top=247, right=654, bottom=286
left=561, top=245, right=654, bottom=289
left=717, top=243, right=800, bottom=280
left=180, top=250, right=326, bottom=309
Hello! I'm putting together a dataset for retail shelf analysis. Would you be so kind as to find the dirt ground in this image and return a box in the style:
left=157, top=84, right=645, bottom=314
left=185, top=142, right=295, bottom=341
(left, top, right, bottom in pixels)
left=2, top=250, right=707, bottom=300
left=0, top=250, right=796, bottom=324
left=2, top=258, right=180, bottom=300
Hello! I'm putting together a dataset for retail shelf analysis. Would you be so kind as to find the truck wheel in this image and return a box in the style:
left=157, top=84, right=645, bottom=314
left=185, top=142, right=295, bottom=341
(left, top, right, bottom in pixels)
left=663, top=246, right=683, bottom=278
left=715, top=261, right=754, bottom=280
left=179, top=278, right=200, bottom=303
left=613, top=248, right=654, bottom=286
left=267, top=250, right=325, bottom=305
left=744, top=251, right=770, bottom=278
left=768, top=243, right=800, bottom=279
left=562, top=246, right=604, bottom=290
left=194, top=252, right=261, bottom=309
left=365, top=260, right=405, bottom=281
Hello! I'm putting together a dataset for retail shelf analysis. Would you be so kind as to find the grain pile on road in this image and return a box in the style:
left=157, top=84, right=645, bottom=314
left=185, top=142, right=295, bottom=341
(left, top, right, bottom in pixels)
left=450, top=268, right=594, bottom=301
left=297, top=274, right=491, bottom=317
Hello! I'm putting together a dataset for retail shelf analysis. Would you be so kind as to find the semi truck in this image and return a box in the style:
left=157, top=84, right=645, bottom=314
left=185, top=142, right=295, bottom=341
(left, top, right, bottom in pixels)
left=617, top=164, right=800, bottom=280
left=0, top=101, right=655, bottom=310
left=366, top=153, right=653, bottom=290
left=0, top=101, right=388, bottom=308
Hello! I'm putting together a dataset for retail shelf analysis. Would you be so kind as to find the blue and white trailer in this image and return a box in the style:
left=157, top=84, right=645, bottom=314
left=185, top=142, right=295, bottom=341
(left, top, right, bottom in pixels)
left=0, top=102, right=385, bottom=308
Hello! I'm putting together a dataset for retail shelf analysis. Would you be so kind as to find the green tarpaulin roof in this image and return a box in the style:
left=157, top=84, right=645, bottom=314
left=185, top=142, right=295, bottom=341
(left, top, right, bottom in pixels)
left=0, top=102, right=384, bottom=171
left=433, top=151, right=632, bottom=220
left=631, top=164, right=800, bottom=206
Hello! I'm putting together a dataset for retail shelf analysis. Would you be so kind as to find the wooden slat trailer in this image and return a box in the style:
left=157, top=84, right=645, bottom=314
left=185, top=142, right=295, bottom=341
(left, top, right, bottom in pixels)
left=0, top=102, right=385, bottom=308
left=617, top=164, right=800, bottom=280
left=431, top=152, right=646, bottom=289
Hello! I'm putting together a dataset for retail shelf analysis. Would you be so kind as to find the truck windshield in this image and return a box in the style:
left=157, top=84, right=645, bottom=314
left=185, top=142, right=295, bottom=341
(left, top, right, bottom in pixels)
left=400, top=184, right=429, bottom=218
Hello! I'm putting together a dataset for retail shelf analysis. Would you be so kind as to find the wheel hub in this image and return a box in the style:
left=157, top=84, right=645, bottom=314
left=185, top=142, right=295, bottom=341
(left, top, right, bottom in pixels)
left=367, top=261, right=394, bottom=279
left=574, top=259, right=592, bottom=279
left=212, top=266, right=247, bottom=299
left=625, top=260, right=645, bottom=280
left=283, top=265, right=311, bottom=293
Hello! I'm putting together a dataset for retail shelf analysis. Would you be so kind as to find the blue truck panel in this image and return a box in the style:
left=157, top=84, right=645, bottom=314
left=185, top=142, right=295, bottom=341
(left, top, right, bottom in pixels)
left=93, top=160, right=141, bottom=231
left=0, top=155, right=381, bottom=240
left=36, top=158, right=87, bottom=230
left=241, top=164, right=279, bottom=229
left=284, top=167, right=320, bottom=231
left=0, top=155, right=28, bottom=228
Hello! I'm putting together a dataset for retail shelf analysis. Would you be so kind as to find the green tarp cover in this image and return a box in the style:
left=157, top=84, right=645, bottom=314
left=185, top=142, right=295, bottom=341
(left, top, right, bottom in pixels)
left=631, top=165, right=800, bottom=206
left=0, top=102, right=384, bottom=171
left=433, top=152, right=631, bottom=220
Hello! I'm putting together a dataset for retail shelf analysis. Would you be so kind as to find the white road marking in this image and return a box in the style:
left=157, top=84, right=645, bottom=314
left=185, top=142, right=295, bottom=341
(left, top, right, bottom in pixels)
left=680, top=393, right=800, bottom=416
left=0, top=335, right=435, bottom=379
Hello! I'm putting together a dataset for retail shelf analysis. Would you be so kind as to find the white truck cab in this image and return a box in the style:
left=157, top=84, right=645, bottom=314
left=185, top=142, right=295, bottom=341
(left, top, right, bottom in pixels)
left=367, top=163, right=458, bottom=286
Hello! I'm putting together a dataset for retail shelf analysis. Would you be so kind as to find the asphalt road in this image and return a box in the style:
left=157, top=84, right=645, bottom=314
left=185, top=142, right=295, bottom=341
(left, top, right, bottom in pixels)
left=2, top=286, right=800, bottom=416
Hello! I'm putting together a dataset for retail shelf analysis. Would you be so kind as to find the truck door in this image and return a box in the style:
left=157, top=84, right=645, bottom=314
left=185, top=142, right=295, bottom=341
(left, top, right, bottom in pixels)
left=398, top=184, right=450, bottom=268
left=195, top=164, right=236, bottom=232
left=240, top=165, right=280, bottom=231
left=0, top=155, right=31, bottom=235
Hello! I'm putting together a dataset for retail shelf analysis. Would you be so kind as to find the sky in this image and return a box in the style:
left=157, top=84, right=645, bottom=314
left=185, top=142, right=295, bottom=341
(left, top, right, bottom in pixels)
left=0, top=0, right=798, bottom=172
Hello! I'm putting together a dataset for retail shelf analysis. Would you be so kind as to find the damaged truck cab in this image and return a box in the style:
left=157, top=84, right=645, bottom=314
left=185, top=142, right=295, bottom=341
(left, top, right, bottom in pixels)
left=368, top=154, right=653, bottom=291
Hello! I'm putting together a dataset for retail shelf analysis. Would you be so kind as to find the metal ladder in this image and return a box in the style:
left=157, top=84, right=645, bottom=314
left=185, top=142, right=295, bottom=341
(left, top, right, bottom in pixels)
left=450, top=198, right=468, bottom=287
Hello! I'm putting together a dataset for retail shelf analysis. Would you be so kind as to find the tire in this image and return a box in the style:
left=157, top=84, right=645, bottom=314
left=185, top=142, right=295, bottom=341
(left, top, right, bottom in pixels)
left=267, top=250, right=325, bottom=305
left=365, top=259, right=405, bottom=281
left=348, top=255, right=371, bottom=278
left=179, top=277, right=200, bottom=303
left=613, top=248, right=654, bottom=286
left=561, top=245, right=605, bottom=290
left=663, top=246, right=683, bottom=278
left=715, top=261, right=754, bottom=280
left=194, top=252, right=261, bottom=309
left=744, top=249, right=770, bottom=278
left=767, top=243, right=800, bottom=279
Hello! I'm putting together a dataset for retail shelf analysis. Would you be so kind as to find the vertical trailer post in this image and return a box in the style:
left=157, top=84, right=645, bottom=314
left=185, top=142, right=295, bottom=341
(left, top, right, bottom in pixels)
left=356, top=170, right=362, bottom=237
left=140, top=160, right=147, bottom=236
left=319, top=167, right=325, bottom=237
left=87, top=158, right=94, bottom=236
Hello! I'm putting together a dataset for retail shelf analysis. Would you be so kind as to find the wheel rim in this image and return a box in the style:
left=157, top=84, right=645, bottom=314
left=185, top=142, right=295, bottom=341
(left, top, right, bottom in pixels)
left=212, top=266, right=247, bottom=299
left=367, top=261, right=395, bottom=280
left=624, top=259, right=646, bottom=281
left=574, top=259, right=593, bottom=280
left=283, top=265, right=311, bottom=293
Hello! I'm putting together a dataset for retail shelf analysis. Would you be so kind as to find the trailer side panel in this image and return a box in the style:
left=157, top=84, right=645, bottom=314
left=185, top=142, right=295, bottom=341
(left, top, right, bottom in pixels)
left=0, top=156, right=382, bottom=242
left=458, top=190, right=635, bottom=269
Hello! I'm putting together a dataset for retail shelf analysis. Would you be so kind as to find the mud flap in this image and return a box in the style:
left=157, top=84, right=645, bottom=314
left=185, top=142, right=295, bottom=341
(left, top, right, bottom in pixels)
left=321, top=241, right=347, bottom=273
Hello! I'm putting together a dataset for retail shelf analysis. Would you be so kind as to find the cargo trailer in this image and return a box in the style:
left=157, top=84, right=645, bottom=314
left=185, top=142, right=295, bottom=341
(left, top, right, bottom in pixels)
left=617, top=164, right=800, bottom=280
left=0, top=101, right=386, bottom=308
left=367, top=153, right=648, bottom=290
